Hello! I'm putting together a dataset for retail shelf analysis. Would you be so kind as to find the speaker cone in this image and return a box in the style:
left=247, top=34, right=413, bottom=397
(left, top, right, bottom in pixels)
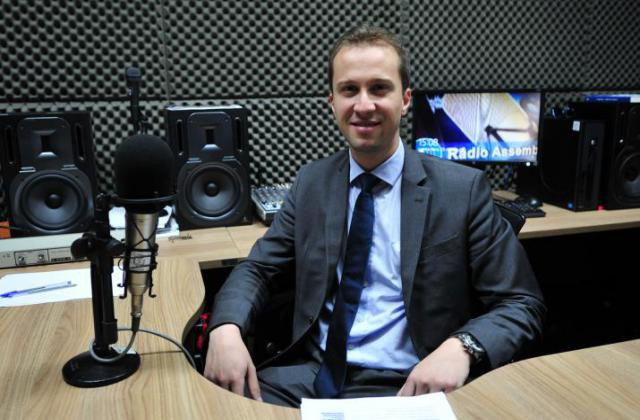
left=616, top=152, right=640, bottom=200
left=178, top=161, right=248, bottom=226
left=12, top=170, right=90, bottom=233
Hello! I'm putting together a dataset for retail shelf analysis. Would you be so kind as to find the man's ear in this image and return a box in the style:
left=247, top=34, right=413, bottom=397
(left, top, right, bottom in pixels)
left=402, top=88, right=412, bottom=116
left=329, top=92, right=336, bottom=115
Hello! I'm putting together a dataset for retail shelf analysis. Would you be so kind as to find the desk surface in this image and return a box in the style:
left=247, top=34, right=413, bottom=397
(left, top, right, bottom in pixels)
left=448, top=339, right=640, bottom=419
left=0, top=259, right=299, bottom=420
left=1, top=258, right=639, bottom=419
left=163, top=198, right=640, bottom=261
left=2, top=205, right=640, bottom=419
left=493, top=190, right=640, bottom=239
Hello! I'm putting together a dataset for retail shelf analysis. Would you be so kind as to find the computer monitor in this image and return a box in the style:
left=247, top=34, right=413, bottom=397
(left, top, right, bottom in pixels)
left=412, top=91, right=542, bottom=165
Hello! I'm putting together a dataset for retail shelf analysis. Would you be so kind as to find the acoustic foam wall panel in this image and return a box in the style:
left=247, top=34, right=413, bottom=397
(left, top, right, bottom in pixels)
left=405, top=0, right=589, bottom=91
left=0, top=0, right=168, bottom=102
left=1, top=0, right=638, bottom=208
left=585, top=0, right=640, bottom=89
left=162, top=0, right=402, bottom=99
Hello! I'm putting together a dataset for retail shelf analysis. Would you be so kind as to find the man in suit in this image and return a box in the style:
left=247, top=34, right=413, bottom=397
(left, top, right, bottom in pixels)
left=204, top=25, right=545, bottom=407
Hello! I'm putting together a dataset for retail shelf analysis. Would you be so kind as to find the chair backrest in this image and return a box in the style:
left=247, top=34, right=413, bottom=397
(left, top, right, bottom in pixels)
left=494, top=201, right=526, bottom=234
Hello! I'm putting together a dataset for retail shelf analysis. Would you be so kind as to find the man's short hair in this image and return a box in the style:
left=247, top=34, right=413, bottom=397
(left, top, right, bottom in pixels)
left=328, top=25, right=410, bottom=92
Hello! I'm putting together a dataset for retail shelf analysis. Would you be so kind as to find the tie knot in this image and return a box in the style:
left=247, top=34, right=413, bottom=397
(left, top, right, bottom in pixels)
left=359, top=173, right=380, bottom=193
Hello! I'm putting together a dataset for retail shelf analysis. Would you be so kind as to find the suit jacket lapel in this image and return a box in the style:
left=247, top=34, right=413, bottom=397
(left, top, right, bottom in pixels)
left=324, top=151, right=350, bottom=295
left=400, top=145, right=430, bottom=311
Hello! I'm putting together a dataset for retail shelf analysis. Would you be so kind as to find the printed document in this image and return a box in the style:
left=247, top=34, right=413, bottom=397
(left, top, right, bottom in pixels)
left=301, top=392, right=457, bottom=420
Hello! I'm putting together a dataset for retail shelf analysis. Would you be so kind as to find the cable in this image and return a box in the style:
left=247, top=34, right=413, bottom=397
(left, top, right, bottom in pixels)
left=127, top=327, right=196, bottom=369
left=87, top=326, right=196, bottom=369
left=156, top=0, right=172, bottom=104
left=89, top=330, right=138, bottom=363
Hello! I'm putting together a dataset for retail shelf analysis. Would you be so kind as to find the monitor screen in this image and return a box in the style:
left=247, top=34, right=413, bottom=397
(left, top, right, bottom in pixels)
left=412, top=91, right=541, bottom=164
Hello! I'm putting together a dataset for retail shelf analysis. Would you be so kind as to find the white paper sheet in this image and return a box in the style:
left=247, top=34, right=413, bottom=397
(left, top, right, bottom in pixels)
left=109, top=205, right=179, bottom=238
left=0, top=267, right=125, bottom=307
left=301, top=392, right=457, bottom=420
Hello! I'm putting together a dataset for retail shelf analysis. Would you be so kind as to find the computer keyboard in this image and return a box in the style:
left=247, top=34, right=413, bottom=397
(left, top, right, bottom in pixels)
left=251, top=183, right=292, bottom=224
left=494, top=198, right=546, bottom=218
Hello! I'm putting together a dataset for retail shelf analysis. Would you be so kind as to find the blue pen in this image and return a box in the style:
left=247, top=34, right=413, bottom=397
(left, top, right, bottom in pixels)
left=0, top=281, right=76, bottom=298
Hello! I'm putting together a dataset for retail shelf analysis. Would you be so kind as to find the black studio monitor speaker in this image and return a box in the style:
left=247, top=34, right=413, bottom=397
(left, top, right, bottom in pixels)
left=165, top=105, right=252, bottom=229
left=0, top=112, right=97, bottom=236
left=571, top=101, right=640, bottom=209
left=516, top=117, right=605, bottom=211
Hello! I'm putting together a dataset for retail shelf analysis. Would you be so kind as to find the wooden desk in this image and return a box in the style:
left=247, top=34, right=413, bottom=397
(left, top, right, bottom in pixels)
left=448, top=339, right=640, bottom=419
left=493, top=191, right=640, bottom=239
left=0, top=259, right=298, bottom=420
left=2, top=258, right=638, bottom=419
left=2, top=209, right=640, bottom=419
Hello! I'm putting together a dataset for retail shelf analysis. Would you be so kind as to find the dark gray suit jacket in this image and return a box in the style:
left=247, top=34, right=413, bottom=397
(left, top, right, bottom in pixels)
left=210, top=145, right=545, bottom=369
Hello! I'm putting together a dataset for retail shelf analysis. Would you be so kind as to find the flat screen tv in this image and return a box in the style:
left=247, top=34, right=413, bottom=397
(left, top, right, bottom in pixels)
left=412, top=90, right=542, bottom=165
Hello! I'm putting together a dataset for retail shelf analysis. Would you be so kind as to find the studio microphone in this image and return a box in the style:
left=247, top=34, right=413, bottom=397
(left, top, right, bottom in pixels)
left=114, top=133, right=175, bottom=332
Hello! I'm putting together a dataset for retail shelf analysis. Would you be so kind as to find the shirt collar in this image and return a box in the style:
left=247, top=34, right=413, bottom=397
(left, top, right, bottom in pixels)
left=348, top=140, right=404, bottom=187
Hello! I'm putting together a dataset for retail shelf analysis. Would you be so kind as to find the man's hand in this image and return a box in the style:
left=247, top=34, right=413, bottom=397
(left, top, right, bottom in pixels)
left=203, top=323, right=262, bottom=401
left=397, top=337, right=472, bottom=396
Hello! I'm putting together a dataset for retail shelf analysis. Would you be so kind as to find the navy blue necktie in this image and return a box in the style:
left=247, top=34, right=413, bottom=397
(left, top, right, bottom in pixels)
left=314, top=173, right=381, bottom=398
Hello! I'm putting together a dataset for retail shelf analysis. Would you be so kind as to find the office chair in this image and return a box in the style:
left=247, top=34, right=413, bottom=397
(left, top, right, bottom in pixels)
left=495, top=200, right=526, bottom=234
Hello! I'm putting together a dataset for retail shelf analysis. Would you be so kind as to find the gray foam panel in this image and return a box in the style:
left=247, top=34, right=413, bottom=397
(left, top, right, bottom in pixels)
left=585, top=0, right=640, bottom=89
left=0, top=0, right=167, bottom=101
left=1, top=0, right=639, bottom=208
left=405, top=0, right=589, bottom=91
left=162, top=0, right=401, bottom=98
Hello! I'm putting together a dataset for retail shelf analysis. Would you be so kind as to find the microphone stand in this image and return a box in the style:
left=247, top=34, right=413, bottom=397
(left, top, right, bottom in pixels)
left=126, top=67, right=142, bottom=134
left=62, top=194, right=140, bottom=387
left=125, top=67, right=151, bottom=134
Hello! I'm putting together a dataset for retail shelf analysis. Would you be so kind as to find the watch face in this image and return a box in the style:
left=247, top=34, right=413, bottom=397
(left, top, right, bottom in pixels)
left=456, top=333, right=485, bottom=362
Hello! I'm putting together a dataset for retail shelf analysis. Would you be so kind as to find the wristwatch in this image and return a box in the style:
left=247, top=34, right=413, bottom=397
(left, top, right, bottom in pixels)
left=453, top=333, right=486, bottom=364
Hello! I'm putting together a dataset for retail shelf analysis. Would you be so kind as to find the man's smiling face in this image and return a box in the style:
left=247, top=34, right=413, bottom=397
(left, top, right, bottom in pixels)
left=329, top=42, right=411, bottom=170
